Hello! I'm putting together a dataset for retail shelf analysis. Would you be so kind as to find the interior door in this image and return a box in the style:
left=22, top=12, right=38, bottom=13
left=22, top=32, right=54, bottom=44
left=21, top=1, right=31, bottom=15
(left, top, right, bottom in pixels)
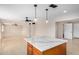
left=64, top=23, right=72, bottom=39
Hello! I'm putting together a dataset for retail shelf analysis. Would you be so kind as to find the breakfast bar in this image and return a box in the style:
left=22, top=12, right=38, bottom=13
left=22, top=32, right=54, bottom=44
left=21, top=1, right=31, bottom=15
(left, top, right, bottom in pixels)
left=24, top=37, right=67, bottom=55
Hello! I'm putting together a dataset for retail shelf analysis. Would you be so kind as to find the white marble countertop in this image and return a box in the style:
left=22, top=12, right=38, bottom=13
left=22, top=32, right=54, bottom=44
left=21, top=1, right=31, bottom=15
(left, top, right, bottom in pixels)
left=24, top=37, right=67, bottom=51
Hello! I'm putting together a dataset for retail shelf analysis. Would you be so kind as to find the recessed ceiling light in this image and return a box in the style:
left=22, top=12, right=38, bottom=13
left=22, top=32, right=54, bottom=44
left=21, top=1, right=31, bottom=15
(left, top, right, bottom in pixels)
left=64, top=10, right=67, bottom=13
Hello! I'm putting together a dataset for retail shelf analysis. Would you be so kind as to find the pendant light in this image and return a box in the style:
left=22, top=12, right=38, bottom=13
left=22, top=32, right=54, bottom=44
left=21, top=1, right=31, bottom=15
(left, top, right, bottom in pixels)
left=45, top=9, right=48, bottom=24
left=34, top=4, right=37, bottom=22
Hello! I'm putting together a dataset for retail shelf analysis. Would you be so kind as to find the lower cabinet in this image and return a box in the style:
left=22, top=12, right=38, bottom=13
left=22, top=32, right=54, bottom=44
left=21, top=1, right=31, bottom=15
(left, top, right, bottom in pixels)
left=27, top=42, right=66, bottom=55
left=27, top=42, right=42, bottom=55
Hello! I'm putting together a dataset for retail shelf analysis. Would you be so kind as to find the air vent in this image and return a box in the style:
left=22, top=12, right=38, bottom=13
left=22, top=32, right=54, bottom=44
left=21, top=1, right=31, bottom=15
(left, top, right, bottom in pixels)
left=49, top=4, right=58, bottom=8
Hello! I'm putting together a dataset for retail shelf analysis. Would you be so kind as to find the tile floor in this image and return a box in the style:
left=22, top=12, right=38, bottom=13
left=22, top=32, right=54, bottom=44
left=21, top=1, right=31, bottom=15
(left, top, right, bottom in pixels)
left=0, top=36, right=27, bottom=55
left=0, top=37, right=79, bottom=55
left=67, top=39, right=79, bottom=55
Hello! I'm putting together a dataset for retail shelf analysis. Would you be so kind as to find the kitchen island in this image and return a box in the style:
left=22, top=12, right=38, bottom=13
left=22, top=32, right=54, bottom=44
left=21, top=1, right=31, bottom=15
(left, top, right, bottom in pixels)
left=24, top=37, right=67, bottom=55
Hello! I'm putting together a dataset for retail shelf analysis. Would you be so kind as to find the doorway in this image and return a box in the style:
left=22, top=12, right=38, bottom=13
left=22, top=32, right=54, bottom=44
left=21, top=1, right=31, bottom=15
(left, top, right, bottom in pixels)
left=64, top=23, right=72, bottom=39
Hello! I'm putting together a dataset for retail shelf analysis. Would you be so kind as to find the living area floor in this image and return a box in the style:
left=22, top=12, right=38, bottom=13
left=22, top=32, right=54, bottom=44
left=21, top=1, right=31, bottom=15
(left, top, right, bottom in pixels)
left=0, top=36, right=79, bottom=55
left=67, top=39, right=79, bottom=55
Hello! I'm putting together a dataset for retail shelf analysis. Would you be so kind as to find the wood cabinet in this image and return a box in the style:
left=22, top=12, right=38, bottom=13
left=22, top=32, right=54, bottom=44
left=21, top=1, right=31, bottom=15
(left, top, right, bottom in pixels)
left=27, top=42, right=42, bottom=55
left=27, top=42, right=66, bottom=55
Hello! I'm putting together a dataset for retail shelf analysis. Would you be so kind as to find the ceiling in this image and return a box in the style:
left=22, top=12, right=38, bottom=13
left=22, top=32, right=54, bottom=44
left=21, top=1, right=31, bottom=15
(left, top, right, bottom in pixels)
left=0, top=4, right=79, bottom=22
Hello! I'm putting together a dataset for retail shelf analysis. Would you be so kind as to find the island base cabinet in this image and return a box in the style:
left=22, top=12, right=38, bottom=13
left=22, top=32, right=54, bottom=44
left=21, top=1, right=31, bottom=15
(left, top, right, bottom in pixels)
left=27, top=42, right=42, bottom=55
left=43, top=43, right=66, bottom=55
left=27, top=42, right=66, bottom=55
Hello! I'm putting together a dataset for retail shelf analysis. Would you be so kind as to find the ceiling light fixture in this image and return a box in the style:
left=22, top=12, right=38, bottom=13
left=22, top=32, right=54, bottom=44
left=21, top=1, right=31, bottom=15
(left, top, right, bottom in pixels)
left=64, top=10, right=67, bottom=13
left=45, top=9, right=48, bottom=24
left=25, top=17, right=32, bottom=24
left=34, top=4, right=37, bottom=22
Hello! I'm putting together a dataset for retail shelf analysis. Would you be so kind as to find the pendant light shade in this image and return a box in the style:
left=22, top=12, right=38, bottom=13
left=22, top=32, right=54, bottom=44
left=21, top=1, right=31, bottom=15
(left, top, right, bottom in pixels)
left=34, top=4, right=37, bottom=22
left=45, top=9, right=48, bottom=24
left=34, top=18, right=37, bottom=22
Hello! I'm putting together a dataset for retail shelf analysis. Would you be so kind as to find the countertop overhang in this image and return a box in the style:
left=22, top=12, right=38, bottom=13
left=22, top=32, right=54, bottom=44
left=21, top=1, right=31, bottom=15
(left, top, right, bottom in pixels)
left=24, top=37, right=67, bottom=51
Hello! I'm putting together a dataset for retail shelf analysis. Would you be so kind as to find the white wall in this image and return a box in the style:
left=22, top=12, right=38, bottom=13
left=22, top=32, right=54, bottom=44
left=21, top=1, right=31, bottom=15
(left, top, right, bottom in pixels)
left=34, top=20, right=56, bottom=38
left=64, top=23, right=72, bottom=39
left=73, top=23, right=79, bottom=38
left=0, top=23, right=29, bottom=39
left=56, top=22, right=64, bottom=39
left=0, top=20, right=56, bottom=40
